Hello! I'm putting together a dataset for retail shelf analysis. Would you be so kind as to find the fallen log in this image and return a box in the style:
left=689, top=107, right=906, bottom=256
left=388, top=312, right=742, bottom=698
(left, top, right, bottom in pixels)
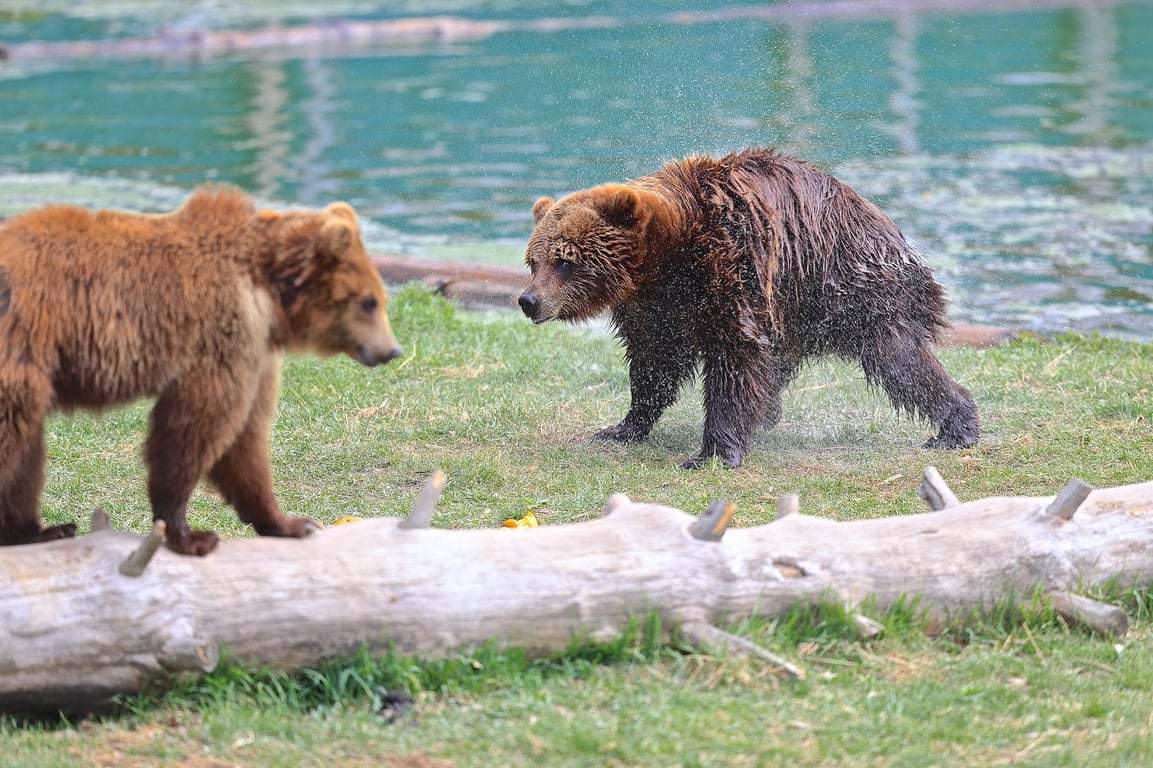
left=2, top=468, right=1151, bottom=714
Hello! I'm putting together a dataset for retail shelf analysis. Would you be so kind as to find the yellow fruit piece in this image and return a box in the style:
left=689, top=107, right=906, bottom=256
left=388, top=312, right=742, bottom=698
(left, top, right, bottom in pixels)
left=332, top=516, right=364, bottom=526
left=502, top=510, right=540, bottom=528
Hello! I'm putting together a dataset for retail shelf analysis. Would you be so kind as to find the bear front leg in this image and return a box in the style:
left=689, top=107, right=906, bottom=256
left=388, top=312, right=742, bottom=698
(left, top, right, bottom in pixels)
left=593, top=336, right=697, bottom=444
left=146, top=372, right=262, bottom=556
left=0, top=366, right=76, bottom=546
left=207, top=360, right=317, bottom=540
left=683, top=347, right=773, bottom=470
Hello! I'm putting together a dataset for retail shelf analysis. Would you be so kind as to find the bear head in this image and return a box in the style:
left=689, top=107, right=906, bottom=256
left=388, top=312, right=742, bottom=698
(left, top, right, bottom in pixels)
left=519, top=184, right=676, bottom=324
left=260, top=202, right=402, bottom=366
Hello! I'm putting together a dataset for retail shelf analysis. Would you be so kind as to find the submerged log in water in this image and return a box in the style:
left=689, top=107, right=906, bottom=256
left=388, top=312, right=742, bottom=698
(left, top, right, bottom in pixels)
left=1, top=0, right=1107, bottom=62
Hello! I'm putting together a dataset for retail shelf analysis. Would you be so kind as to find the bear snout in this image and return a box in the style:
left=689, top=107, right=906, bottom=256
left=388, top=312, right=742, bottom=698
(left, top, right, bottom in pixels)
left=356, top=344, right=403, bottom=367
left=519, top=290, right=549, bottom=323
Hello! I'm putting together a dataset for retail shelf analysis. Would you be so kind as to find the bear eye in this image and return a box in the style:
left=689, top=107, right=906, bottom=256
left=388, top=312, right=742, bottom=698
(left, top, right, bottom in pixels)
left=556, top=258, right=576, bottom=275
left=361, top=296, right=379, bottom=313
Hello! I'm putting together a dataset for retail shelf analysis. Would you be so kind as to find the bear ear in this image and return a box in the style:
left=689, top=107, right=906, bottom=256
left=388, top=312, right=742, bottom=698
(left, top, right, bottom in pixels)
left=597, top=186, right=645, bottom=229
left=319, top=218, right=354, bottom=259
left=324, top=201, right=358, bottom=223
left=532, top=197, right=555, bottom=223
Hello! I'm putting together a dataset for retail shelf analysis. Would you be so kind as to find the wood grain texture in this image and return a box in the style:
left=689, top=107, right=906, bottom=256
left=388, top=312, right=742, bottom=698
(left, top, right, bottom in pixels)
left=3, top=473, right=1150, bottom=713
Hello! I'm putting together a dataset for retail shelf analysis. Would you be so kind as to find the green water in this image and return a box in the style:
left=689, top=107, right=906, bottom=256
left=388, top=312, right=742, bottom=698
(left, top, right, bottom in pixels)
left=1, top=1, right=1151, bottom=337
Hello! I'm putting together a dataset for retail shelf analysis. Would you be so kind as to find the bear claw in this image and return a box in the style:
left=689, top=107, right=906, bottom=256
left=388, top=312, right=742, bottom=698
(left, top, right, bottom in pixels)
left=166, top=529, right=221, bottom=557
left=592, top=424, right=649, bottom=444
left=254, top=516, right=319, bottom=539
left=924, top=431, right=979, bottom=450
left=680, top=454, right=742, bottom=470
left=28, top=523, right=78, bottom=543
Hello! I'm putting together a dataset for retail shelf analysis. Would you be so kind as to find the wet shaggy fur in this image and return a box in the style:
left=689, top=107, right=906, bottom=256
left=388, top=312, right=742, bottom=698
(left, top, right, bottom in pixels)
left=519, top=148, right=979, bottom=468
left=0, top=187, right=403, bottom=555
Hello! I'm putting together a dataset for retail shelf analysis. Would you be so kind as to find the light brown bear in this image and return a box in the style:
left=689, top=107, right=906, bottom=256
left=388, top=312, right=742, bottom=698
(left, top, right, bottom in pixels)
left=519, top=148, right=979, bottom=469
left=0, top=187, right=402, bottom=555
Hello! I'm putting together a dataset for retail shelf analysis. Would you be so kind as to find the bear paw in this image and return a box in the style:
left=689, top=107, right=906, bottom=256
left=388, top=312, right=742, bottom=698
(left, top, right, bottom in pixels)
left=254, top=516, right=319, bottom=539
left=592, top=423, right=649, bottom=444
left=681, top=449, right=743, bottom=470
left=166, top=528, right=221, bottom=557
left=21, top=522, right=78, bottom=544
left=923, top=430, right=979, bottom=450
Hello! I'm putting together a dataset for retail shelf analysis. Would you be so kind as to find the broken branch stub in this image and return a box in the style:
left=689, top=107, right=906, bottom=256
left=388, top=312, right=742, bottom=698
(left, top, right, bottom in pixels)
left=680, top=621, right=805, bottom=680
left=689, top=501, right=737, bottom=541
left=776, top=493, right=799, bottom=518
left=400, top=469, right=446, bottom=529
left=1040, top=478, right=1093, bottom=522
left=90, top=508, right=111, bottom=532
left=118, top=520, right=166, bottom=577
left=918, top=465, right=959, bottom=510
left=1047, top=591, right=1129, bottom=637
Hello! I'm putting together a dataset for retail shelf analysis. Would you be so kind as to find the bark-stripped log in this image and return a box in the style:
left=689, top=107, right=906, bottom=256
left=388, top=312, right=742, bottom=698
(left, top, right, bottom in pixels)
left=2, top=470, right=1151, bottom=714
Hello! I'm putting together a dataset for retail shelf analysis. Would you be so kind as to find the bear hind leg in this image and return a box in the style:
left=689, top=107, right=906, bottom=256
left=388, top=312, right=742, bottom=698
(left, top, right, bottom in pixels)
left=860, top=333, right=979, bottom=450
left=0, top=428, right=76, bottom=545
left=0, top=366, right=76, bottom=546
left=761, top=355, right=802, bottom=431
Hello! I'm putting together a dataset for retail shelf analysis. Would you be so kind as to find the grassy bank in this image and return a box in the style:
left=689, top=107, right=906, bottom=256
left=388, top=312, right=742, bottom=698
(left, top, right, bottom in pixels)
left=5, top=286, right=1153, bottom=767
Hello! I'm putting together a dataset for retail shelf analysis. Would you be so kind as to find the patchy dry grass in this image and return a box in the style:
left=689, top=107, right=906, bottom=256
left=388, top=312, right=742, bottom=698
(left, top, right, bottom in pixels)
left=7, top=286, right=1153, bottom=767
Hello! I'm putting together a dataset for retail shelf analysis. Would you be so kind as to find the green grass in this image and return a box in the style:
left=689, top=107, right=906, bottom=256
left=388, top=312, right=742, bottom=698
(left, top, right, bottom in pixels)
left=6, top=285, right=1153, bottom=767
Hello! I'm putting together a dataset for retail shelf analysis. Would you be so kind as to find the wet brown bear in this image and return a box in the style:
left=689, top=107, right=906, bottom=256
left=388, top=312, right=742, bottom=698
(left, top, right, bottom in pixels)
left=0, top=187, right=402, bottom=555
left=519, top=148, right=979, bottom=468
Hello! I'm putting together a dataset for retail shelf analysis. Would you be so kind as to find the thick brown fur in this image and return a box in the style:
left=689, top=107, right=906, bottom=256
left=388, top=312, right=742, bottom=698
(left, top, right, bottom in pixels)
left=519, top=148, right=979, bottom=468
left=0, top=186, right=402, bottom=554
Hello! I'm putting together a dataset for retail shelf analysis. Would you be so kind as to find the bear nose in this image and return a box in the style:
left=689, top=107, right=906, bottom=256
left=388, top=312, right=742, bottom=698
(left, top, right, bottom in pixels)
left=358, top=344, right=403, bottom=367
left=518, top=291, right=538, bottom=317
